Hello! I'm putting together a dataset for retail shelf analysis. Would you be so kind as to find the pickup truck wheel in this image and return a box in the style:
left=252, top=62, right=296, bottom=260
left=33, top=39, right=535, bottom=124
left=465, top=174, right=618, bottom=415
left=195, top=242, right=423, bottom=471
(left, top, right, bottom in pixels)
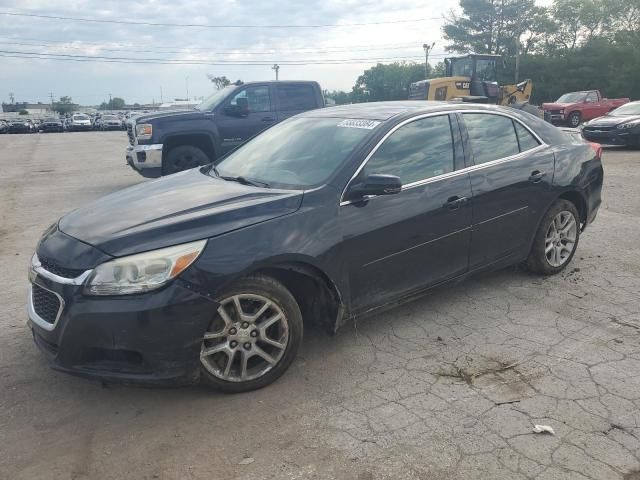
left=199, top=275, right=303, bottom=393
left=527, top=199, right=580, bottom=275
left=568, top=112, right=582, bottom=128
left=163, top=145, right=210, bottom=175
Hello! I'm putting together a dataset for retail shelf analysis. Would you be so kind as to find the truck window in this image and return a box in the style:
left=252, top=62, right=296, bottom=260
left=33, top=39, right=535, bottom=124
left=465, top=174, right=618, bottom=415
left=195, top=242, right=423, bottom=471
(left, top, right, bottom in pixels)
left=229, top=86, right=271, bottom=113
left=585, top=92, right=599, bottom=103
left=475, top=59, right=497, bottom=82
left=276, top=84, right=317, bottom=111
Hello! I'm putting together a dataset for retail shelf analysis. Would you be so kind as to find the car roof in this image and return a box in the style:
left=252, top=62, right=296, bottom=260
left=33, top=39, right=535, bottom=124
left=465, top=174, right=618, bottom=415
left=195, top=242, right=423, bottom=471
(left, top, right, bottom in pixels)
left=299, top=101, right=522, bottom=121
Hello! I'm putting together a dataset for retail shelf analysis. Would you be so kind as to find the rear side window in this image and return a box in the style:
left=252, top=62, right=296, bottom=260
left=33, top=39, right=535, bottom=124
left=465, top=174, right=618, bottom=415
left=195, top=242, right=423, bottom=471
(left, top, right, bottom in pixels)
left=463, top=113, right=520, bottom=164
left=277, top=84, right=317, bottom=111
left=364, top=115, right=454, bottom=185
left=514, top=122, right=540, bottom=152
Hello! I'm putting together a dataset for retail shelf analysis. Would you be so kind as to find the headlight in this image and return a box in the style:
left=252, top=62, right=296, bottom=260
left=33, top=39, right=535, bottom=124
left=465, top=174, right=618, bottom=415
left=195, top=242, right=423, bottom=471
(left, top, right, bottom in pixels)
left=135, top=123, right=153, bottom=138
left=84, top=240, right=207, bottom=295
left=616, top=120, right=640, bottom=129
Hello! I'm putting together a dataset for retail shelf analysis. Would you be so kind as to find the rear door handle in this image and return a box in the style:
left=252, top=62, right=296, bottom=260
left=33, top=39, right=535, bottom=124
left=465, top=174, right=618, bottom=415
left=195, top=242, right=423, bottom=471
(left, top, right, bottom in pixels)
left=443, top=196, right=468, bottom=210
left=261, top=116, right=276, bottom=122
left=529, top=170, right=546, bottom=183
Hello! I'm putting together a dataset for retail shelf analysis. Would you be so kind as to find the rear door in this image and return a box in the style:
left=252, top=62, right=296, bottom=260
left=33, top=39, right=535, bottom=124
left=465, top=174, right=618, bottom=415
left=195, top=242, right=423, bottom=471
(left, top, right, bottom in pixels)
left=459, top=112, right=556, bottom=269
left=217, top=85, right=276, bottom=154
left=275, top=83, right=320, bottom=121
left=339, top=113, right=473, bottom=312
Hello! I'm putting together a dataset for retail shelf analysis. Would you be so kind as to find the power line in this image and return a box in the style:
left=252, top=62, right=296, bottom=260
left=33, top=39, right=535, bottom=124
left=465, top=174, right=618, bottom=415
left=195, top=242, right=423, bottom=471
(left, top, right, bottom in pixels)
left=0, top=49, right=444, bottom=65
left=0, top=36, right=424, bottom=52
left=0, top=40, right=429, bottom=56
left=0, top=11, right=440, bottom=29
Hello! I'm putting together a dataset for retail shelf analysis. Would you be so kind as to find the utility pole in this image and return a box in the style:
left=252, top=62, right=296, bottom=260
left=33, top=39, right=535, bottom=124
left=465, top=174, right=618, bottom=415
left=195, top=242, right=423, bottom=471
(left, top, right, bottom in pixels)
left=423, top=42, right=435, bottom=80
left=515, top=35, right=521, bottom=83
left=49, top=92, right=54, bottom=105
left=272, top=64, right=280, bottom=81
left=160, top=86, right=164, bottom=104
left=185, top=77, right=190, bottom=100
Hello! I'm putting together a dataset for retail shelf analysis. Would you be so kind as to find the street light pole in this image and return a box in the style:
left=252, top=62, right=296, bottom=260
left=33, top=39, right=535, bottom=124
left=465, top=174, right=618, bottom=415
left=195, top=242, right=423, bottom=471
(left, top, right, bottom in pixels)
left=422, top=42, right=435, bottom=80
left=272, top=64, right=280, bottom=81
left=185, top=77, right=190, bottom=101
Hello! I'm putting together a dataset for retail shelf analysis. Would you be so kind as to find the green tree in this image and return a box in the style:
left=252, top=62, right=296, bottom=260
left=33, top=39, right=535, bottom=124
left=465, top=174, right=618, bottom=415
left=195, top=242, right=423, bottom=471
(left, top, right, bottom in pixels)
left=99, top=97, right=126, bottom=110
left=350, top=62, right=429, bottom=102
left=324, top=90, right=351, bottom=105
left=207, top=75, right=231, bottom=89
left=52, top=96, right=76, bottom=114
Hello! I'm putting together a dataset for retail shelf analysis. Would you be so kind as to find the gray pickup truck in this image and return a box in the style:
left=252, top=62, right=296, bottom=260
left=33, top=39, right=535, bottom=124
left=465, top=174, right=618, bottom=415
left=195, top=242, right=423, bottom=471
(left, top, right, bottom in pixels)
left=126, top=81, right=325, bottom=177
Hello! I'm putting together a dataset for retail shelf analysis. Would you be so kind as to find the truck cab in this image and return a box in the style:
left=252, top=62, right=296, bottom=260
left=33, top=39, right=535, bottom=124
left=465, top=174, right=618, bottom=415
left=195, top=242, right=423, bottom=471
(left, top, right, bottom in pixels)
left=126, top=81, right=325, bottom=177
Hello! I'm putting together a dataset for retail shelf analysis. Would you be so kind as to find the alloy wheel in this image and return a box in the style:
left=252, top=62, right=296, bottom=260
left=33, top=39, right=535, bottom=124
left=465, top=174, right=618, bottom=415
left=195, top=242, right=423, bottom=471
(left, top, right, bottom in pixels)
left=545, top=210, right=578, bottom=267
left=200, top=294, right=289, bottom=383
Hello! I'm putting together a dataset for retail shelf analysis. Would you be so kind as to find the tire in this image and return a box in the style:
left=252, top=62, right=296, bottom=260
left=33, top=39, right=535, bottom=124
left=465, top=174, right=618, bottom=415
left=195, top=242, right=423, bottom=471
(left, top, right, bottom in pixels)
left=568, top=112, right=582, bottom=128
left=163, top=145, right=211, bottom=175
left=527, top=199, right=580, bottom=275
left=200, top=275, right=303, bottom=393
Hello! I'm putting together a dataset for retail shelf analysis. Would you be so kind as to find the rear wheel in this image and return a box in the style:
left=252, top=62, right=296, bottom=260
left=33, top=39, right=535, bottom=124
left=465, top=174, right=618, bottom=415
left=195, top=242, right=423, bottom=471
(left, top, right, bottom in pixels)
left=527, top=199, right=580, bottom=275
left=568, top=112, right=582, bottom=128
left=163, top=145, right=210, bottom=175
left=199, top=275, right=303, bottom=393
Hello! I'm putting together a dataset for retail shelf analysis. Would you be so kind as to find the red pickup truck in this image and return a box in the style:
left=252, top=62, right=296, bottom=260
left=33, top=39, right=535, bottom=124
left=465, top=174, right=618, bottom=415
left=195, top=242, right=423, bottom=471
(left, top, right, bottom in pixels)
left=543, top=90, right=629, bottom=127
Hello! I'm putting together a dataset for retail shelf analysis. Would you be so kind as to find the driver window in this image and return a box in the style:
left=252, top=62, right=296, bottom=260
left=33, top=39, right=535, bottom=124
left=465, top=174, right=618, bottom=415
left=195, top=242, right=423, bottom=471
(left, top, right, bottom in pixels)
left=586, top=92, right=598, bottom=103
left=229, top=86, right=271, bottom=113
left=363, top=115, right=454, bottom=185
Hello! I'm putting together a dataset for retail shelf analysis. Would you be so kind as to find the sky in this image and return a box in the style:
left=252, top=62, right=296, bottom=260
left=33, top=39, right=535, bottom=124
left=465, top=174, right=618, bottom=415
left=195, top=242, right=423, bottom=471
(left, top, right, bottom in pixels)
left=0, top=1, right=470, bottom=106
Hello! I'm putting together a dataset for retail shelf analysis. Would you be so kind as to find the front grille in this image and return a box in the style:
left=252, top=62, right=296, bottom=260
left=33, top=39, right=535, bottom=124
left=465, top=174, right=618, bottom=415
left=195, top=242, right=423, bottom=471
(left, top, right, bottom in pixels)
left=127, top=124, right=135, bottom=145
left=549, top=110, right=563, bottom=115
left=32, top=284, right=62, bottom=325
left=583, top=126, right=615, bottom=132
left=39, top=257, right=85, bottom=279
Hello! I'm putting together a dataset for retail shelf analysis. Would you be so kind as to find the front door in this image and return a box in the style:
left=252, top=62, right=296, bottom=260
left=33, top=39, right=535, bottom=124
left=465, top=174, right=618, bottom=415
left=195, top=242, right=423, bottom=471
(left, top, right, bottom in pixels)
left=217, top=85, right=276, bottom=155
left=339, top=114, right=473, bottom=312
left=459, top=112, right=556, bottom=269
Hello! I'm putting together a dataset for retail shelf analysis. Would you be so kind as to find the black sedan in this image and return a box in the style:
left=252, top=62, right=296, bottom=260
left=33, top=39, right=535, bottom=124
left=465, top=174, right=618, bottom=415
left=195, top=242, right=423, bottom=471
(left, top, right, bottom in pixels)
left=582, top=101, right=640, bottom=147
left=40, top=117, right=64, bottom=133
left=28, top=102, right=603, bottom=392
left=8, top=119, right=34, bottom=134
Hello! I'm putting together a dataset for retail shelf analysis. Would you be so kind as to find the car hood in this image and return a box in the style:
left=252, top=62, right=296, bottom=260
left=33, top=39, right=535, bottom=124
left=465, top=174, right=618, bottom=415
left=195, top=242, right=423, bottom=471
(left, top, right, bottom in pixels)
left=542, top=102, right=574, bottom=110
left=585, top=114, right=640, bottom=128
left=136, top=109, right=202, bottom=123
left=59, top=168, right=303, bottom=257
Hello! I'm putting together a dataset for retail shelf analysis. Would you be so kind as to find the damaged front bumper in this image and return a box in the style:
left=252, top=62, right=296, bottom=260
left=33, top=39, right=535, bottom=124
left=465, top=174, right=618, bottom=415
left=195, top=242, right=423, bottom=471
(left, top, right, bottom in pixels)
left=28, top=260, right=215, bottom=386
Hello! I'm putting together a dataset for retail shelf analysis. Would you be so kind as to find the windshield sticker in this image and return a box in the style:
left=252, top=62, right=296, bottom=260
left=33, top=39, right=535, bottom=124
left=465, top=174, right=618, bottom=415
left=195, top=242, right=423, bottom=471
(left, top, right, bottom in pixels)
left=337, top=119, right=381, bottom=130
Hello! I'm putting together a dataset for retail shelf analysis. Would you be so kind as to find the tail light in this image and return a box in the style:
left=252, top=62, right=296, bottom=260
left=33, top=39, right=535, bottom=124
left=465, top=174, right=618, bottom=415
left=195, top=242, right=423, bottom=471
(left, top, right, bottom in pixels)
left=588, top=142, right=602, bottom=160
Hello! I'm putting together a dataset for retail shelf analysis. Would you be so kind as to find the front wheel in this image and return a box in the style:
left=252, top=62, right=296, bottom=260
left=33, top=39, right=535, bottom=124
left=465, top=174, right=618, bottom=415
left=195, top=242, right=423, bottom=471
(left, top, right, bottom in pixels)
left=163, top=145, right=210, bottom=175
left=199, top=275, right=303, bottom=393
left=527, top=199, right=580, bottom=275
left=568, top=112, right=582, bottom=128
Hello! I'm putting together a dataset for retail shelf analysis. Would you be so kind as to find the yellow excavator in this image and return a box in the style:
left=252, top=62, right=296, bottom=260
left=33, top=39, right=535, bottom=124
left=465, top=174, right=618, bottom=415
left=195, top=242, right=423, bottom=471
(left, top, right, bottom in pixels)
left=409, top=53, right=535, bottom=110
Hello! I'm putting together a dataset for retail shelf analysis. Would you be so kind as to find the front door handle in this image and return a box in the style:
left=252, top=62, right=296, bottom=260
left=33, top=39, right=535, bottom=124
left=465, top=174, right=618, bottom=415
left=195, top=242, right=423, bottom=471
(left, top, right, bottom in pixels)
left=261, top=116, right=276, bottom=122
left=529, top=170, right=546, bottom=183
left=443, top=196, right=468, bottom=210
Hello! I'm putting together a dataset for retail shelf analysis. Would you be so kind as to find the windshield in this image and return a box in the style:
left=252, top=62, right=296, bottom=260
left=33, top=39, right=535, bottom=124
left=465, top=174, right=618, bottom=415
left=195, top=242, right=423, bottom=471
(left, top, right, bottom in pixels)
left=214, top=117, right=377, bottom=188
left=73, top=115, right=89, bottom=120
left=475, top=59, right=497, bottom=81
left=196, top=86, right=235, bottom=111
left=610, top=102, right=640, bottom=116
left=450, top=57, right=473, bottom=77
left=557, top=92, right=587, bottom=103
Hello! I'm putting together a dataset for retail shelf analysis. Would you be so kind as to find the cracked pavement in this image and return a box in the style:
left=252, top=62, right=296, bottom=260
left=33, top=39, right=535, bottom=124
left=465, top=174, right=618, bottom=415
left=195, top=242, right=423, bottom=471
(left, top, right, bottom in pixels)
left=1, top=132, right=639, bottom=479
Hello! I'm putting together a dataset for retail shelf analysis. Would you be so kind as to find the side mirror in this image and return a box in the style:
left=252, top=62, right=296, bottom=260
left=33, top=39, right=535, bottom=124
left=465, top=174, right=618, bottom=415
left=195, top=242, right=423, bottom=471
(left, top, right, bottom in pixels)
left=347, top=174, right=402, bottom=201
